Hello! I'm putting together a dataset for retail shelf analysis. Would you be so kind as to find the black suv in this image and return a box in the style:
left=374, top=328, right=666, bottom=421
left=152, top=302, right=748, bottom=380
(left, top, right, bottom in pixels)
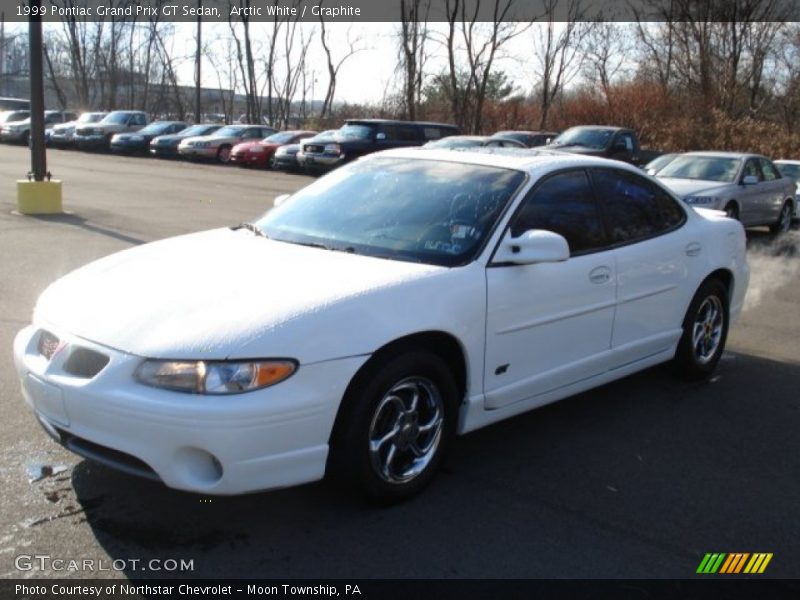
left=298, top=119, right=459, bottom=171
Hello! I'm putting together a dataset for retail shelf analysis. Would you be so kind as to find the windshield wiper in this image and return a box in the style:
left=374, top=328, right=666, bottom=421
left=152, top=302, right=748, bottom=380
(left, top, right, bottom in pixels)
left=233, top=222, right=268, bottom=238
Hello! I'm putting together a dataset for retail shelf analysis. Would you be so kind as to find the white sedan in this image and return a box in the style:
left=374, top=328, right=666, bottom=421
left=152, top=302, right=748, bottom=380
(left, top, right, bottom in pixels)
left=14, top=150, right=749, bottom=502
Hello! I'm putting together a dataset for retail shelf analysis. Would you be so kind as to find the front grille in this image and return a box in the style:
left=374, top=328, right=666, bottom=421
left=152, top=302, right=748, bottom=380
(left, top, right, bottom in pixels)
left=304, top=144, right=324, bottom=153
left=63, top=348, right=109, bottom=378
left=37, top=330, right=60, bottom=360
left=55, top=427, right=160, bottom=482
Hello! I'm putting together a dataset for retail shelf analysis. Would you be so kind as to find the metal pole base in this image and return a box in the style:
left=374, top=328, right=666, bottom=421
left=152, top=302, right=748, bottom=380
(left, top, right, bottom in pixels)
left=16, top=180, right=63, bottom=214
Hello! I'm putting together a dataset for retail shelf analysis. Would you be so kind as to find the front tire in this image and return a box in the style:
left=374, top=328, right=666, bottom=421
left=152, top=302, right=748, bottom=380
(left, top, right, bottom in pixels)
left=724, top=202, right=739, bottom=221
left=673, top=279, right=729, bottom=380
left=770, top=201, right=793, bottom=235
left=217, top=145, right=232, bottom=163
left=328, top=350, right=458, bottom=503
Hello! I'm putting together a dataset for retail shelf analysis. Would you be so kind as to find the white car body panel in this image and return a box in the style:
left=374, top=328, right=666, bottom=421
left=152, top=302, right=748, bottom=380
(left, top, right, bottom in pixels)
left=14, top=150, right=750, bottom=494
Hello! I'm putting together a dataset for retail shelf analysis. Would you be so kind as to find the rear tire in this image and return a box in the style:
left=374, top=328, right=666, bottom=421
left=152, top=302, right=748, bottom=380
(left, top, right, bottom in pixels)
left=328, top=350, right=458, bottom=503
left=770, top=201, right=793, bottom=235
left=673, top=279, right=729, bottom=380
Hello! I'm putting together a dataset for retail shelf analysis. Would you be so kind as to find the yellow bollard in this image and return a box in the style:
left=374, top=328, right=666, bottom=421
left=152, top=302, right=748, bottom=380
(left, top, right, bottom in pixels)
left=16, top=180, right=63, bottom=214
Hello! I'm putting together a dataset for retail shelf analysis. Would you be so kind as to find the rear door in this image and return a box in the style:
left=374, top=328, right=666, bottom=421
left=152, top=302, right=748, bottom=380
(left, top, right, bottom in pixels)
left=484, top=169, right=616, bottom=409
left=590, top=168, right=693, bottom=365
left=759, top=158, right=789, bottom=221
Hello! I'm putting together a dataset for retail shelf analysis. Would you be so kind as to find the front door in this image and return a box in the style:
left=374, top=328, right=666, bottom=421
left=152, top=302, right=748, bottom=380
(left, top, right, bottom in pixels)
left=485, top=169, right=616, bottom=409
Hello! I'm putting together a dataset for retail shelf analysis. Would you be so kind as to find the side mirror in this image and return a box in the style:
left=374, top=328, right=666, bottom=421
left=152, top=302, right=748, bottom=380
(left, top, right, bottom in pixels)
left=376, top=132, right=387, bottom=140
left=742, top=175, right=759, bottom=185
left=273, top=194, right=290, bottom=207
left=493, top=229, right=570, bottom=265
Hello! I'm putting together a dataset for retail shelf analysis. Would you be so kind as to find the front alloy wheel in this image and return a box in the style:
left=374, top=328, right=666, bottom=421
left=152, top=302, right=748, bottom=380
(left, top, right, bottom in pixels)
left=328, top=350, right=457, bottom=502
left=368, top=377, right=444, bottom=485
left=217, top=145, right=232, bottom=163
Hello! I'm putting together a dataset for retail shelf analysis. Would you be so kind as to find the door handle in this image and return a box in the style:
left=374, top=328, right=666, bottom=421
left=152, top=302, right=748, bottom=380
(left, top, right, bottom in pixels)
left=686, top=242, right=702, bottom=257
left=589, top=266, right=611, bottom=284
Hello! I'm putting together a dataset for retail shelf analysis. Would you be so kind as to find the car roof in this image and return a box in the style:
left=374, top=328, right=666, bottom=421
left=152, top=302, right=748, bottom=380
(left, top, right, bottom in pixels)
left=345, top=118, right=458, bottom=128
left=682, top=151, right=761, bottom=159
left=774, top=159, right=800, bottom=165
left=370, top=147, right=649, bottom=176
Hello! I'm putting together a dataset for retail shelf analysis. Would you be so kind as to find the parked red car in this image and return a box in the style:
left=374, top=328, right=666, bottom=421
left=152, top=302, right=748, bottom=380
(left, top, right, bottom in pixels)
left=230, top=130, right=318, bottom=168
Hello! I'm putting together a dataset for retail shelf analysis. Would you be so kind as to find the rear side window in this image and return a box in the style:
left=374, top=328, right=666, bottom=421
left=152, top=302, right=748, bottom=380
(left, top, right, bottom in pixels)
left=396, top=126, right=419, bottom=142
left=510, top=170, right=606, bottom=255
left=759, top=158, right=781, bottom=181
left=742, top=159, right=764, bottom=181
left=592, top=169, right=684, bottom=244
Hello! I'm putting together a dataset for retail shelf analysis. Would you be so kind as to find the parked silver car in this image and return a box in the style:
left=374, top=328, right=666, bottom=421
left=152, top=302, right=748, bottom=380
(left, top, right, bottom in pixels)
left=657, top=152, right=796, bottom=233
left=774, top=160, right=800, bottom=217
left=48, top=111, right=107, bottom=147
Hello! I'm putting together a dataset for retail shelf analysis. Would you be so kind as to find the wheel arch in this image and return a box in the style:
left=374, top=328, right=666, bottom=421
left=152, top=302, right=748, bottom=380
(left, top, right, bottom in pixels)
left=702, top=268, right=734, bottom=303
left=328, top=330, right=468, bottom=444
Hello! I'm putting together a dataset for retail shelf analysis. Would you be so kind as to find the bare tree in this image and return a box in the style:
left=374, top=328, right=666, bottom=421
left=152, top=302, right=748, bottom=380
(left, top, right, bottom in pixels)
left=439, top=0, right=529, bottom=133
left=398, top=0, right=431, bottom=120
left=318, top=15, right=362, bottom=120
left=531, top=0, right=588, bottom=129
left=581, top=20, right=631, bottom=104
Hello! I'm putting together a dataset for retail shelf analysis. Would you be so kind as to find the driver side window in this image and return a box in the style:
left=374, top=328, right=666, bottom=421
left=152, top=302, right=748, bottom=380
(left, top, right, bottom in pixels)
left=510, top=170, right=607, bottom=255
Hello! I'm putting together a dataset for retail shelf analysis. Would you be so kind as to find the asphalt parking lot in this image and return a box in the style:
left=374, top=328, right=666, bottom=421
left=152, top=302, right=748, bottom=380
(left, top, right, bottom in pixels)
left=1, top=145, right=799, bottom=580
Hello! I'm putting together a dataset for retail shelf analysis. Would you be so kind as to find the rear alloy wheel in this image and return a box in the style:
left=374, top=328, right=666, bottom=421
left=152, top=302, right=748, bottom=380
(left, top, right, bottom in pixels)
left=770, top=201, right=793, bottom=235
left=217, top=145, right=232, bottom=164
left=328, top=350, right=458, bottom=503
left=673, top=279, right=729, bottom=380
left=267, top=155, right=277, bottom=170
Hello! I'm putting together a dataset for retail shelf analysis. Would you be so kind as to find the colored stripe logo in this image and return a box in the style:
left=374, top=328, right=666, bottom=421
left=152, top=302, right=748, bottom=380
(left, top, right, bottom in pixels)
left=697, top=553, right=773, bottom=574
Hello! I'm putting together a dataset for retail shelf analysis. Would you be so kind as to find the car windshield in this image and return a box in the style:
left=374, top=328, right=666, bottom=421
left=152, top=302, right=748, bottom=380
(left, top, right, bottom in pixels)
left=658, top=156, right=740, bottom=183
left=551, top=128, right=614, bottom=149
left=264, top=132, right=295, bottom=144
left=776, top=163, right=800, bottom=180
left=139, top=122, right=176, bottom=135
left=214, top=126, right=246, bottom=137
left=103, top=112, right=137, bottom=124
left=78, top=113, right=105, bottom=123
left=645, top=154, right=678, bottom=174
left=1, top=111, right=28, bottom=123
left=257, top=157, right=526, bottom=267
left=338, top=124, right=375, bottom=139
left=180, top=124, right=218, bottom=136
left=426, top=137, right=484, bottom=149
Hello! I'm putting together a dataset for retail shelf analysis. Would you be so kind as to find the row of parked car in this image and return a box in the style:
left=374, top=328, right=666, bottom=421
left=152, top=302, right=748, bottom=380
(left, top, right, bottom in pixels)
left=2, top=108, right=798, bottom=233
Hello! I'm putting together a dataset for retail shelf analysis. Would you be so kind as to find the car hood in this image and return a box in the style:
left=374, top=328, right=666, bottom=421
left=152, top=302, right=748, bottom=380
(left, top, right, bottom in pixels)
left=658, top=178, right=728, bottom=198
left=52, top=121, right=77, bottom=131
left=548, top=144, right=605, bottom=155
left=33, top=228, right=445, bottom=361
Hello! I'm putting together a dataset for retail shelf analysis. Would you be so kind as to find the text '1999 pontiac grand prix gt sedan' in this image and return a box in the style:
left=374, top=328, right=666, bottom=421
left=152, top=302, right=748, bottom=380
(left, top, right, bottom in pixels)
left=14, top=150, right=749, bottom=502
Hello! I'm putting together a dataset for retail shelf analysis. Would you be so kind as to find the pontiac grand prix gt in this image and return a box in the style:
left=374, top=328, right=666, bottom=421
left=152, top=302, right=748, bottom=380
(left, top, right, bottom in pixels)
left=13, top=150, right=749, bottom=501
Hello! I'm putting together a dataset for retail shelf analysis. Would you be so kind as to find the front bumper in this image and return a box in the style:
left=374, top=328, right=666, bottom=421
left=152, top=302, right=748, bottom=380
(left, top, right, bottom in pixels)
left=230, top=151, right=267, bottom=167
left=297, top=152, right=344, bottom=170
left=73, top=135, right=108, bottom=149
left=110, top=140, right=148, bottom=153
left=179, top=146, right=217, bottom=159
left=150, top=144, right=179, bottom=157
left=14, top=325, right=367, bottom=495
left=0, top=129, right=27, bottom=142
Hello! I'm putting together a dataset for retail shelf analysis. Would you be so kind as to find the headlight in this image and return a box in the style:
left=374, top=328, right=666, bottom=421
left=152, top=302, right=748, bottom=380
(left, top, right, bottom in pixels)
left=684, top=196, right=717, bottom=206
left=324, top=143, right=341, bottom=154
left=135, top=359, right=297, bottom=394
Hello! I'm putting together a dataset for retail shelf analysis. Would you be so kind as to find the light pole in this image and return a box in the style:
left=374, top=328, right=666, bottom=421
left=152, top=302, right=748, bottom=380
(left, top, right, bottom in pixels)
left=17, top=0, right=62, bottom=214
